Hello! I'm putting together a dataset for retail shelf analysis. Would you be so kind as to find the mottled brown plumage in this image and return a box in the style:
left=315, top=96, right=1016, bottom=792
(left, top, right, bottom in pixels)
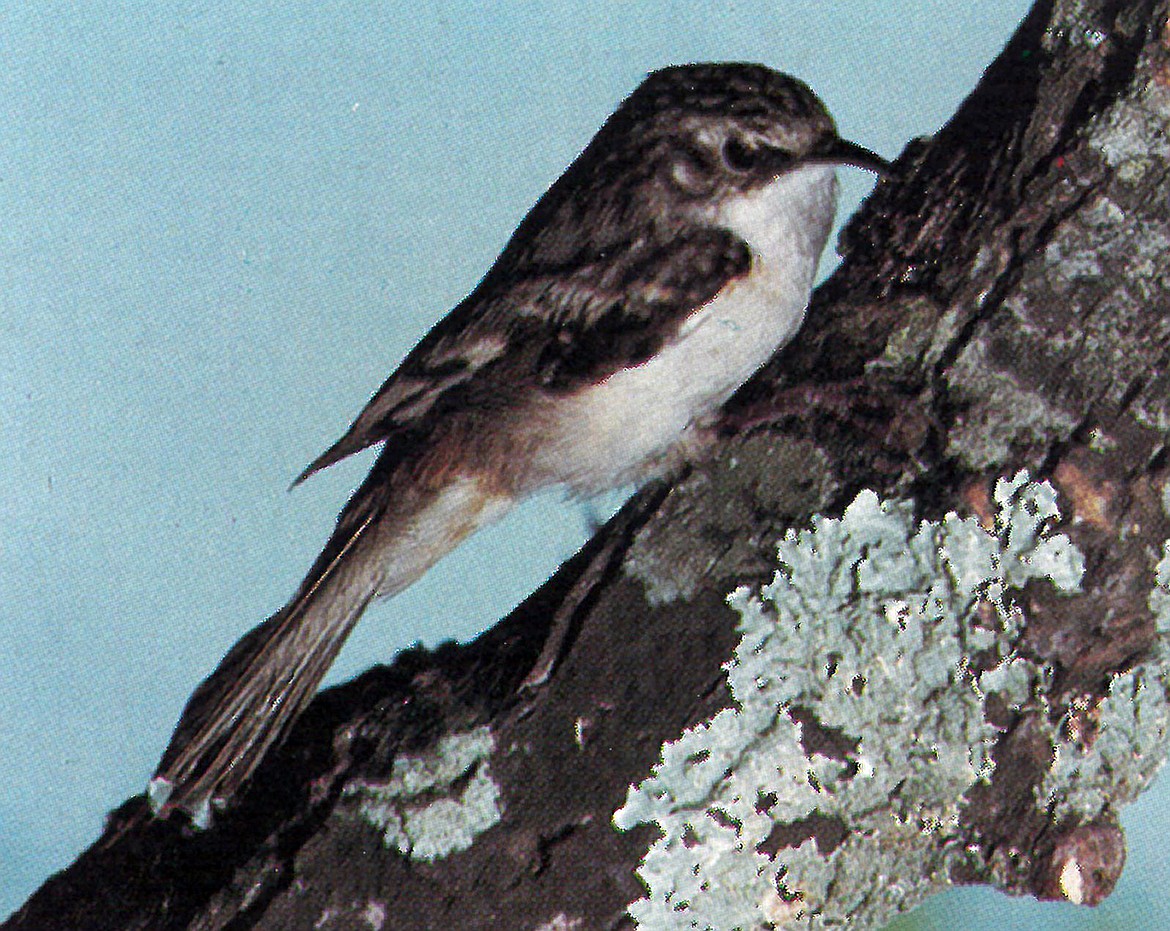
left=150, top=62, right=886, bottom=824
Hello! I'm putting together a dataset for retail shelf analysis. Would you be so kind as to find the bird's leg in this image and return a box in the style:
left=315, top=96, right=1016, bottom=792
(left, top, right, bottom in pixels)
left=520, top=481, right=671, bottom=690
left=719, top=375, right=935, bottom=453
left=720, top=376, right=870, bottom=432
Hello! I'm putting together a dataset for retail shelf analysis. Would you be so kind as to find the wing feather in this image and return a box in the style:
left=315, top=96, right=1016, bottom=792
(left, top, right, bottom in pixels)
left=294, top=225, right=751, bottom=485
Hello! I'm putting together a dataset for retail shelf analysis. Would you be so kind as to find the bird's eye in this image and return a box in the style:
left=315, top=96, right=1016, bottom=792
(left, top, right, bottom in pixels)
left=722, top=137, right=758, bottom=172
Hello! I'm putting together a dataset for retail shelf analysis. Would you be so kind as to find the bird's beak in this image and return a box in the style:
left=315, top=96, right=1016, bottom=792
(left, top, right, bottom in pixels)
left=813, top=136, right=891, bottom=176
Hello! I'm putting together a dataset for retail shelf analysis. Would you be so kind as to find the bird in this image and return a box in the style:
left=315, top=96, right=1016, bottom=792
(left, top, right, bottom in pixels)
left=147, top=62, right=889, bottom=826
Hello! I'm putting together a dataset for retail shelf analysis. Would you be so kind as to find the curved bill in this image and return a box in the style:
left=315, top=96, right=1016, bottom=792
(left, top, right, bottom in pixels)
left=813, top=136, right=891, bottom=175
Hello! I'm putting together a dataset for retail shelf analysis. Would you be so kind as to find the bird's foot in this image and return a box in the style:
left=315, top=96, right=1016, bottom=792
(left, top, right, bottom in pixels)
left=720, top=376, right=937, bottom=458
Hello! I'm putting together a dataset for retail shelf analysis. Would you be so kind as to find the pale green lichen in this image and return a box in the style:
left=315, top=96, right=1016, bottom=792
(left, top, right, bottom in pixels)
left=1091, top=82, right=1170, bottom=183
left=1041, top=536, right=1170, bottom=819
left=944, top=337, right=1081, bottom=470
left=362, top=901, right=387, bottom=930
left=1152, top=541, right=1170, bottom=632
left=1041, top=649, right=1170, bottom=822
left=343, top=726, right=502, bottom=861
left=614, top=473, right=1085, bottom=930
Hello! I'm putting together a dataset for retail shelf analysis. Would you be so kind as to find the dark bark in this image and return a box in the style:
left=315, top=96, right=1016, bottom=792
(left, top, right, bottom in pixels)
left=9, top=1, right=1170, bottom=928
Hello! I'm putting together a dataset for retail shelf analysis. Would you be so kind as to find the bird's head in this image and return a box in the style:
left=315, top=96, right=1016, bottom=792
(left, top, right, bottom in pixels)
left=601, top=63, right=888, bottom=202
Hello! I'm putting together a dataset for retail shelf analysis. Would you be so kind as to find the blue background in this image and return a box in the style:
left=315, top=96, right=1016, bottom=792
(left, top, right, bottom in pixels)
left=3, top=2, right=1165, bottom=927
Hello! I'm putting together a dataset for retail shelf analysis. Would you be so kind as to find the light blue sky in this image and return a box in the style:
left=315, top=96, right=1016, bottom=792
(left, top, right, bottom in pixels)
left=3, top=2, right=1165, bottom=926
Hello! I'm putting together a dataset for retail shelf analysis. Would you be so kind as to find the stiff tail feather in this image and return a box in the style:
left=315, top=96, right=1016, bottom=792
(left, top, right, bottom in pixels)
left=149, top=473, right=512, bottom=825
left=149, top=507, right=383, bottom=825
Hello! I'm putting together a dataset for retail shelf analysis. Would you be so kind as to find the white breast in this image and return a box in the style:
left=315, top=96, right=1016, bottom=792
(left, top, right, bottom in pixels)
left=540, top=164, right=839, bottom=494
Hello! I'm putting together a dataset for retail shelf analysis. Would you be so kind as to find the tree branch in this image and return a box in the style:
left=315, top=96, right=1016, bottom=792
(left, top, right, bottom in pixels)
left=9, top=1, right=1170, bottom=928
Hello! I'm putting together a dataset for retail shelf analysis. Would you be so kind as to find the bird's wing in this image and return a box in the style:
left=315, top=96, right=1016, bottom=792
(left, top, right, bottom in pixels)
left=294, top=225, right=751, bottom=484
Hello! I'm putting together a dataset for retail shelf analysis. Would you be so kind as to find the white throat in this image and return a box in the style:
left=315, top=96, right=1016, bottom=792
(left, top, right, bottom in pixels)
left=715, top=162, right=839, bottom=313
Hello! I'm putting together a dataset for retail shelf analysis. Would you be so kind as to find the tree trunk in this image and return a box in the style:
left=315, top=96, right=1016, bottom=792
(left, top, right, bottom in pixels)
left=9, top=1, right=1170, bottom=928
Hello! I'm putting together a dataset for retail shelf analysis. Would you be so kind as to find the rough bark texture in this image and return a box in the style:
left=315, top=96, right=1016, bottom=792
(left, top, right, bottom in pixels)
left=9, top=1, right=1170, bottom=928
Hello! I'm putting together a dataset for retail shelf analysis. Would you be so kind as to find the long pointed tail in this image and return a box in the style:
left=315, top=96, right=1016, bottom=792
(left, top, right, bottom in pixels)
left=150, top=472, right=511, bottom=825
